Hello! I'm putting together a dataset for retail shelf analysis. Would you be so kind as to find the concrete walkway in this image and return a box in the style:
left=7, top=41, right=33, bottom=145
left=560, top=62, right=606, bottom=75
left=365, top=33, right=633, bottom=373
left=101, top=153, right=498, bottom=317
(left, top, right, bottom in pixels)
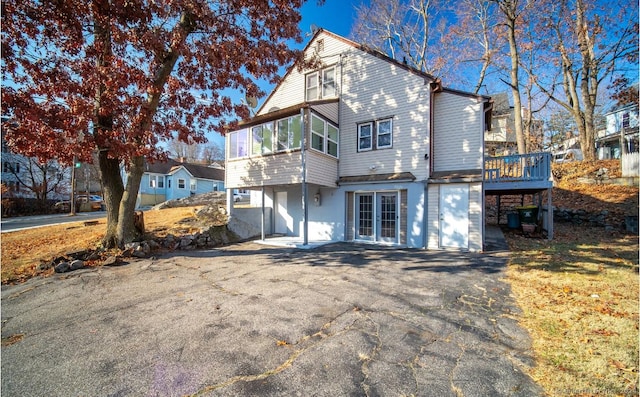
left=2, top=241, right=541, bottom=396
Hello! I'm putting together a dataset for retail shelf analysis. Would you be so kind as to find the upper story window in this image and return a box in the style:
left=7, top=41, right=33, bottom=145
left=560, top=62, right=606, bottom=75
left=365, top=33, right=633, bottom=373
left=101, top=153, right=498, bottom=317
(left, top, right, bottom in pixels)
left=306, top=66, right=337, bottom=101
left=622, top=112, right=630, bottom=129
left=358, top=118, right=393, bottom=152
left=377, top=119, right=393, bottom=149
left=277, top=115, right=302, bottom=151
left=310, top=114, right=339, bottom=158
left=229, top=129, right=249, bottom=159
left=230, top=115, right=303, bottom=160
left=358, top=122, right=373, bottom=151
left=252, top=123, right=273, bottom=156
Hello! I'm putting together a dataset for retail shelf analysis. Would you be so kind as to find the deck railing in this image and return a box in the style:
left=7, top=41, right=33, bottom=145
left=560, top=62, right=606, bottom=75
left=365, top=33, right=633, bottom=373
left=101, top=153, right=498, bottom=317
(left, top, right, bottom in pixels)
left=484, top=152, right=551, bottom=183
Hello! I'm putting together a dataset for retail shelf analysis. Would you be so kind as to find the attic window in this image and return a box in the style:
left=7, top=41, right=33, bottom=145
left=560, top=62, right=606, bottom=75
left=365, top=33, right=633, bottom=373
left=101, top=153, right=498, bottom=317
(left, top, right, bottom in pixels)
left=305, top=66, right=336, bottom=101
left=316, top=39, right=324, bottom=53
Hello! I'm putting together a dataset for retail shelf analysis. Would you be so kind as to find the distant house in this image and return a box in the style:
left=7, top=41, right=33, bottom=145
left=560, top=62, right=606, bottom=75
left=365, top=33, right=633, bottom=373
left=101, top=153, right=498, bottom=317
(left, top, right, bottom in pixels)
left=1, top=117, right=69, bottom=202
left=137, top=158, right=225, bottom=206
left=597, top=102, right=639, bottom=159
left=485, top=92, right=544, bottom=156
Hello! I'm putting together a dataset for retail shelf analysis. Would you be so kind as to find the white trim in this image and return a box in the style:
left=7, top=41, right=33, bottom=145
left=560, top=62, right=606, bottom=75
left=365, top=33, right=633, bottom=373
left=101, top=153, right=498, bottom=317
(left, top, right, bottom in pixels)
left=306, top=71, right=319, bottom=101
left=376, top=118, right=393, bottom=149
left=352, top=190, right=400, bottom=245
left=358, top=122, right=373, bottom=152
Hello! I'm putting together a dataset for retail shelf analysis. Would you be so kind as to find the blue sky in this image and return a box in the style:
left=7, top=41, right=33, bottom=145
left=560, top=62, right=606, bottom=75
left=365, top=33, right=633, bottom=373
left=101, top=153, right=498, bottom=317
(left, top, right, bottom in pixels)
left=207, top=0, right=361, bottom=148
left=299, top=0, right=360, bottom=38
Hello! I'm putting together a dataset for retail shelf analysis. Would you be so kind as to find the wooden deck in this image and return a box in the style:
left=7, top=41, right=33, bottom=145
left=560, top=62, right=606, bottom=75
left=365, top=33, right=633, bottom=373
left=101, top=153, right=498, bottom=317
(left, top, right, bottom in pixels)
left=484, top=152, right=552, bottom=193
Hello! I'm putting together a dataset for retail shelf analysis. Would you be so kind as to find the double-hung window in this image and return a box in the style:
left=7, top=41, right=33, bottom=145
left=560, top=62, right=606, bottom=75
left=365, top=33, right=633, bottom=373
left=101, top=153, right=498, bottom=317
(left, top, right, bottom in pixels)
left=305, top=66, right=337, bottom=101
left=190, top=179, right=197, bottom=192
left=357, top=118, right=393, bottom=151
left=310, top=114, right=339, bottom=158
left=306, top=72, right=319, bottom=101
left=377, top=119, right=393, bottom=149
left=358, top=122, right=373, bottom=151
left=322, top=67, right=336, bottom=98
left=178, top=178, right=186, bottom=189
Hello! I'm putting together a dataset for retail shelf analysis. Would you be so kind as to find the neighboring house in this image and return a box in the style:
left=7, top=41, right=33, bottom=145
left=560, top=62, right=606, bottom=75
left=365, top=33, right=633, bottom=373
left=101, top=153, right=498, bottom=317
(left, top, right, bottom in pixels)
left=137, top=158, right=225, bottom=206
left=1, top=118, right=69, bottom=202
left=225, top=29, right=552, bottom=251
left=485, top=92, right=544, bottom=156
left=596, top=103, right=639, bottom=159
left=551, top=135, right=583, bottom=163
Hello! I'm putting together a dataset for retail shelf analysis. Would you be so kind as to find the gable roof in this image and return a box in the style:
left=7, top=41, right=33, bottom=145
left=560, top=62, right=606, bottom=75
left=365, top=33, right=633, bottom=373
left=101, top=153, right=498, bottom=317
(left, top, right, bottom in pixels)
left=144, top=158, right=224, bottom=181
left=253, top=29, right=490, bottom=119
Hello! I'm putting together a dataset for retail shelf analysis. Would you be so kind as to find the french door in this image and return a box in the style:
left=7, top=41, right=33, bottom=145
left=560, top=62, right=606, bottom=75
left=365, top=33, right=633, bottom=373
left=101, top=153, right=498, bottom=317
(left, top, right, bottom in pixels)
left=355, top=192, right=398, bottom=244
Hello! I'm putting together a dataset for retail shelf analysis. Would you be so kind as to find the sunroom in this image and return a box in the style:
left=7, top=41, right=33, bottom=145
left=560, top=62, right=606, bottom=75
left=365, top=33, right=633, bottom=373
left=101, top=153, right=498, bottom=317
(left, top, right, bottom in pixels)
left=225, top=100, right=341, bottom=245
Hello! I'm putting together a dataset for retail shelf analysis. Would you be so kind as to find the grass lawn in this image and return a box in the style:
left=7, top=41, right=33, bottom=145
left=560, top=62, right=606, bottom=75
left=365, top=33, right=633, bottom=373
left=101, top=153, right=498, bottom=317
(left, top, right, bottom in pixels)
left=1, top=206, right=203, bottom=284
left=505, top=223, right=639, bottom=396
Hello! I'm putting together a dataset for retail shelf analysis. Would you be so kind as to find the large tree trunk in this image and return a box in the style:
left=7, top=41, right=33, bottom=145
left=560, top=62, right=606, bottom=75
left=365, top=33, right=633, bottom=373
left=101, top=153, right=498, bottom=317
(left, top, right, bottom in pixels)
left=575, top=0, right=598, bottom=161
left=115, top=155, right=144, bottom=245
left=99, top=149, right=124, bottom=248
left=504, top=5, right=526, bottom=155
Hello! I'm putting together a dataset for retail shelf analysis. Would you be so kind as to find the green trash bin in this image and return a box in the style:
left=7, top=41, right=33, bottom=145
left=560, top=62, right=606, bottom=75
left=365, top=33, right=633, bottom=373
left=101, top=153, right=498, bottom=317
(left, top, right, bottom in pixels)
left=516, top=205, right=538, bottom=224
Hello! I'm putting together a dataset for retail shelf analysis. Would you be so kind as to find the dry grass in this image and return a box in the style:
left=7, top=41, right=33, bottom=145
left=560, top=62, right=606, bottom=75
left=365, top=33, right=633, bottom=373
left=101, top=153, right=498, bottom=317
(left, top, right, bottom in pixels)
left=1, top=206, right=203, bottom=284
left=505, top=223, right=639, bottom=396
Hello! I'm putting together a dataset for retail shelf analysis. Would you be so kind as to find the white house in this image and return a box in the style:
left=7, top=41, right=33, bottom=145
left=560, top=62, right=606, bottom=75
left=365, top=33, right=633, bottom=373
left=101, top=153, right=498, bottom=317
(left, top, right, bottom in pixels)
left=597, top=103, right=639, bottom=159
left=225, top=30, right=552, bottom=251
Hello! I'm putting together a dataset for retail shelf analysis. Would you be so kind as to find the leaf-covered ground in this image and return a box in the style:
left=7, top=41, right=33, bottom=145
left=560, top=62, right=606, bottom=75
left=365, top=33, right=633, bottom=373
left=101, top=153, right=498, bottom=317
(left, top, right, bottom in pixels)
left=505, top=160, right=639, bottom=396
left=1, top=206, right=206, bottom=284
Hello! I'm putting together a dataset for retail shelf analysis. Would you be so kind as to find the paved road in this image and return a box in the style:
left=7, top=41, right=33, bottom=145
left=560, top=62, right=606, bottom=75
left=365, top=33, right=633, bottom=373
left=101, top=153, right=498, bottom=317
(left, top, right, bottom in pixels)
left=1, top=211, right=106, bottom=233
left=1, top=242, right=542, bottom=396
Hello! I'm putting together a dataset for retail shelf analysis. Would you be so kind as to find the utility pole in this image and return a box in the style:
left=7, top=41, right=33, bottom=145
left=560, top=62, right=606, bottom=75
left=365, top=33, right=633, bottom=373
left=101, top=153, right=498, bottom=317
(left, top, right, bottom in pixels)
left=70, top=156, right=77, bottom=215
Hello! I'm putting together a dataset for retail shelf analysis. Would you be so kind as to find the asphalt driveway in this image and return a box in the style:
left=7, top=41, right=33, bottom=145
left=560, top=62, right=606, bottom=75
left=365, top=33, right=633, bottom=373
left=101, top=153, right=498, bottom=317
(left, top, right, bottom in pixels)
left=1, top=242, right=542, bottom=396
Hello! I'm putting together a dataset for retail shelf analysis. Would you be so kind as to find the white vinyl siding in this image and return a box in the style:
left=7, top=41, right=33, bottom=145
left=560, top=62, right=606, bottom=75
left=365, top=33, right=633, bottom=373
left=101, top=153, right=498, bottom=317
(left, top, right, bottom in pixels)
left=225, top=152, right=337, bottom=189
left=468, top=182, right=483, bottom=252
left=427, top=185, right=440, bottom=250
left=258, top=34, right=351, bottom=115
left=433, top=91, right=484, bottom=172
left=339, top=49, right=431, bottom=180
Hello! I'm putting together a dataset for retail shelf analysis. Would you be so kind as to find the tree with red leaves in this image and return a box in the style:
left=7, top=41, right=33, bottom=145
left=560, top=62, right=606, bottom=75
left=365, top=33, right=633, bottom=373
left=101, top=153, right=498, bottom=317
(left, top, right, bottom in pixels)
left=2, top=0, right=313, bottom=247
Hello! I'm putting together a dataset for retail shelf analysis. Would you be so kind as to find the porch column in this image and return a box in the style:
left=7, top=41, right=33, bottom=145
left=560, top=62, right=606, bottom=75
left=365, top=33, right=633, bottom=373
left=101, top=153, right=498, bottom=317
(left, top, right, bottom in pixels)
left=226, top=188, right=234, bottom=216
left=301, top=108, right=308, bottom=245
left=261, top=186, right=265, bottom=241
left=547, top=187, right=553, bottom=240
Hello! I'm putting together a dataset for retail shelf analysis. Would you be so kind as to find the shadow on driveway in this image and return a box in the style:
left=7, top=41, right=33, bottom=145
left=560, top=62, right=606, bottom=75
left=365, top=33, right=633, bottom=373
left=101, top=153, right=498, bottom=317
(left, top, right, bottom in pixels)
left=2, top=242, right=541, bottom=397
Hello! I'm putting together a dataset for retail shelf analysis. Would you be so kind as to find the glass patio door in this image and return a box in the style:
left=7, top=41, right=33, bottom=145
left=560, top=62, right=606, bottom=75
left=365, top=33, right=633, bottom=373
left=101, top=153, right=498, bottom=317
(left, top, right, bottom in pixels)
left=355, top=192, right=398, bottom=244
